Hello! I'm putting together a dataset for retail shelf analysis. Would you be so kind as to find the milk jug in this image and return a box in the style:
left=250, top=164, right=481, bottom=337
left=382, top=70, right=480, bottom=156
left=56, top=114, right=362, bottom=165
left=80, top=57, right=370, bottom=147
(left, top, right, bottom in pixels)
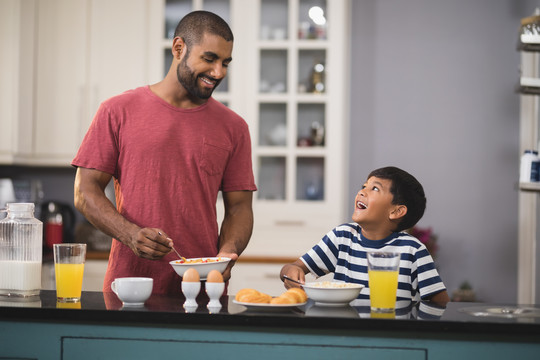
left=0, top=203, right=43, bottom=298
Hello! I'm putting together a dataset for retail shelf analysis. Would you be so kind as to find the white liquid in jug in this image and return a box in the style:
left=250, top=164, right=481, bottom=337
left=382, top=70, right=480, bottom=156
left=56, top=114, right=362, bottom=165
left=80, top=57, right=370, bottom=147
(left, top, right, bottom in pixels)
left=0, top=260, right=41, bottom=295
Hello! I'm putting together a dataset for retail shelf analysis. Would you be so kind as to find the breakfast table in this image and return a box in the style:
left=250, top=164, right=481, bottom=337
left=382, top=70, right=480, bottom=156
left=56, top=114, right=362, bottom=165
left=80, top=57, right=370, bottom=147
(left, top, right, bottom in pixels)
left=0, top=290, right=539, bottom=359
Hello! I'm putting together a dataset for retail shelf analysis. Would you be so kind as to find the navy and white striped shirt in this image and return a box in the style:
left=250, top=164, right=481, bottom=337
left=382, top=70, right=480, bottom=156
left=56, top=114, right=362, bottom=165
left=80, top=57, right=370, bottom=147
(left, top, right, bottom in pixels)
left=301, top=223, right=446, bottom=302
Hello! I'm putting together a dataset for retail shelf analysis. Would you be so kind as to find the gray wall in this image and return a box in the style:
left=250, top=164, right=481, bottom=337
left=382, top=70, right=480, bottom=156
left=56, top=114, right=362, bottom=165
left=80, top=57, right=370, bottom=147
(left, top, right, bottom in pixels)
left=348, top=0, right=539, bottom=303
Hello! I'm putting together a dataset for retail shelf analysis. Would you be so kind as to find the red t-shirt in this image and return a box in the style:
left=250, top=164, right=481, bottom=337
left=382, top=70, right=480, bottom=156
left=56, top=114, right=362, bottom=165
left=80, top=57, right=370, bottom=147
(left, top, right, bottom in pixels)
left=72, top=86, right=256, bottom=294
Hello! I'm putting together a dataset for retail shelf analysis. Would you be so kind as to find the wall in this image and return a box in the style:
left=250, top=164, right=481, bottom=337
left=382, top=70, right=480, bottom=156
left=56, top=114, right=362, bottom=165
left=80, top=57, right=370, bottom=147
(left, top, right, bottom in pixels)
left=348, top=0, right=539, bottom=303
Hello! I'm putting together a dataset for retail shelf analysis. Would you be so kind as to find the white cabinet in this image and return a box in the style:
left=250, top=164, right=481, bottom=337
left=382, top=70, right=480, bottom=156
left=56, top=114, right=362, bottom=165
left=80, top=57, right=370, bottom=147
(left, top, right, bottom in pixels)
left=245, top=0, right=350, bottom=257
left=1, top=0, right=155, bottom=166
left=0, top=0, right=37, bottom=163
left=82, top=260, right=108, bottom=291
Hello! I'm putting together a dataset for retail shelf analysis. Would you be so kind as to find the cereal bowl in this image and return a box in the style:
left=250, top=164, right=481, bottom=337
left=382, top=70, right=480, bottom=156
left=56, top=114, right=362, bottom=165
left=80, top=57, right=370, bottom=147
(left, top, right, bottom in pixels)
left=302, top=281, right=364, bottom=306
left=169, top=257, right=231, bottom=280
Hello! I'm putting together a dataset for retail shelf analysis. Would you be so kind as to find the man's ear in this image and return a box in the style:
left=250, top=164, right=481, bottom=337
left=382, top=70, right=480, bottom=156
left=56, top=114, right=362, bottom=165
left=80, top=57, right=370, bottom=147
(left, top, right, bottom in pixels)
left=389, top=205, right=407, bottom=220
left=172, top=37, right=186, bottom=59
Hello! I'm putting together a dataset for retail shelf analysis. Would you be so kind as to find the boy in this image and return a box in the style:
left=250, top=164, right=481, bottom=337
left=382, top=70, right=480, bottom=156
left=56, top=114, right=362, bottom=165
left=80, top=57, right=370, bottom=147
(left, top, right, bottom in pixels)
left=280, top=166, right=450, bottom=305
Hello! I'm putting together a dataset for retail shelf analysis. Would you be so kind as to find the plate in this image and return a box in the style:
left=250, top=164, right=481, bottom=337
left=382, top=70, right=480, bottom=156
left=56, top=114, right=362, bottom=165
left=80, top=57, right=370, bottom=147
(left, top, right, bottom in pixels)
left=232, top=299, right=307, bottom=311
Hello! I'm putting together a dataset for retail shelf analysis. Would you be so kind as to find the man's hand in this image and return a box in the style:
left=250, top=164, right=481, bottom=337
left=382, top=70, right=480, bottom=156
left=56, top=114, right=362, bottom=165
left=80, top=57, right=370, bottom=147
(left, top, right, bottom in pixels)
left=216, top=251, right=238, bottom=282
left=127, top=228, right=173, bottom=260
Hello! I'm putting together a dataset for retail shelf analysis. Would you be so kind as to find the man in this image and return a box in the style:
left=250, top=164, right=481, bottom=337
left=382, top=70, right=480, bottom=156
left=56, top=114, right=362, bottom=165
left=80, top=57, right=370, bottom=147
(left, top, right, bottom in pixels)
left=72, top=11, right=256, bottom=295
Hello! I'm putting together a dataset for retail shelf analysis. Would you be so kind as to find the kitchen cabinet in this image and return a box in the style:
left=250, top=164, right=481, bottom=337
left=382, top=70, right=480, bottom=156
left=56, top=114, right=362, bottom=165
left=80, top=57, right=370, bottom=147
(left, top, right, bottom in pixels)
left=246, top=0, right=348, bottom=257
left=0, top=0, right=157, bottom=166
left=2, top=292, right=540, bottom=360
left=247, top=0, right=349, bottom=257
left=0, top=0, right=36, bottom=163
left=517, top=12, right=540, bottom=304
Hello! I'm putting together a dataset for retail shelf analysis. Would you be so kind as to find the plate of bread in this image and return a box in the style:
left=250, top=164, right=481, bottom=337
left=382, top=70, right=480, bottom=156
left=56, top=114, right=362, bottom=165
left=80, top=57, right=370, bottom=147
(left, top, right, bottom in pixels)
left=233, top=288, right=308, bottom=310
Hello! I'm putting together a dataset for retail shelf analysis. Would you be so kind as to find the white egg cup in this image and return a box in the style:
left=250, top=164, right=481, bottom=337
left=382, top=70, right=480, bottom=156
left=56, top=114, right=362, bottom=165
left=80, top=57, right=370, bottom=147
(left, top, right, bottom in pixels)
left=205, top=282, right=225, bottom=309
left=181, top=281, right=201, bottom=309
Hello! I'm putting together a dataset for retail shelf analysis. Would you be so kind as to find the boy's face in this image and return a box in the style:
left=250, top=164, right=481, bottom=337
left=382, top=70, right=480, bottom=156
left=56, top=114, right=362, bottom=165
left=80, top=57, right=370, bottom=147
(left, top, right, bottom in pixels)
left=352, top=176, right=399, bottom=228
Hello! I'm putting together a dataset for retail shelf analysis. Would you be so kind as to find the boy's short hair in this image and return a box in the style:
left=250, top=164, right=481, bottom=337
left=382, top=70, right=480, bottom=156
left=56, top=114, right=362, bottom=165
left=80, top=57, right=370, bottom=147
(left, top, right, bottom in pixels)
left=368, top=166, right=426, bottom=232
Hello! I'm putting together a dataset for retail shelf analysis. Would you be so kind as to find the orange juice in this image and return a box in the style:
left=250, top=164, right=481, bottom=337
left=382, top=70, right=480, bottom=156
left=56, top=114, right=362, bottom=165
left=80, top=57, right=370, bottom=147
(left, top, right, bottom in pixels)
left=370, top=310, right=395, bottom=319
left=55, top=263, right=84, bottom=301
left=368, top=269, right=398, bottom=310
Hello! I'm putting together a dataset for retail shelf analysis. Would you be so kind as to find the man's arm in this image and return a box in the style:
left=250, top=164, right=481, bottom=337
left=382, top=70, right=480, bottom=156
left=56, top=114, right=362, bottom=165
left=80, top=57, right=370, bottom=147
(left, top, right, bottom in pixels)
left=74, top=167, right=172, bottom=260
left=217, top=190, right=254, bottom=281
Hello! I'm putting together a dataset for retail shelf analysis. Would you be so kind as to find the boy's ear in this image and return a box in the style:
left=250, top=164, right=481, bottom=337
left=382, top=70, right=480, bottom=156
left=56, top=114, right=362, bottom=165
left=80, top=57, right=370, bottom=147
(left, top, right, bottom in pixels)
left=389, top=205, right=407, bottom=220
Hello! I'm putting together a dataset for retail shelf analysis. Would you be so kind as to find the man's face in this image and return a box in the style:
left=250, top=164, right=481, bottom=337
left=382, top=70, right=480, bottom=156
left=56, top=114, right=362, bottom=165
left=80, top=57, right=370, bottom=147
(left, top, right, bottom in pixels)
left=176, top=33, right=233, bottom=99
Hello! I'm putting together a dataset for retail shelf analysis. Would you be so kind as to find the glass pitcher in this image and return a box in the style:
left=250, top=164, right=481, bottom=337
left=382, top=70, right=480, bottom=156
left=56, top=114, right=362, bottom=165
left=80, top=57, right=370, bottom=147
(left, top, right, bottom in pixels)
left=0, top=203, right=43, bottom=298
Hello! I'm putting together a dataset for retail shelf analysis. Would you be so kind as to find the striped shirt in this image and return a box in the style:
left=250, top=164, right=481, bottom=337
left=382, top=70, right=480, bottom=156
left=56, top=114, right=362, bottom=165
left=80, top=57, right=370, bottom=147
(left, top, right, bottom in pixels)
left=301, top=223, right=446, bottom=302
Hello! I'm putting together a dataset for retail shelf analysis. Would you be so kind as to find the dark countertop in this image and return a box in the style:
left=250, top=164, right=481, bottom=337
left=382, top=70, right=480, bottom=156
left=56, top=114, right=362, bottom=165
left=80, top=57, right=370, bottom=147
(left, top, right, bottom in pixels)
left=1, top=291, right=540, bottom=339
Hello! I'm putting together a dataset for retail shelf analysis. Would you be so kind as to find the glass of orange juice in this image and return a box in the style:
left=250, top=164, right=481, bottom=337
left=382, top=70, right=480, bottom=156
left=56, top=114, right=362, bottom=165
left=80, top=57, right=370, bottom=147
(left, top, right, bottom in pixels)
left=53, top=243, right=86, bottom=303
left=367, top=252, right=400, bottom=313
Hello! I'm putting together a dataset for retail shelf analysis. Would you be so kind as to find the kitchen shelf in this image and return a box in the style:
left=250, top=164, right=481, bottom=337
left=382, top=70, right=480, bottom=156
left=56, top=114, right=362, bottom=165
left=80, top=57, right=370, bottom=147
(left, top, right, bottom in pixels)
left=519, top=182, right=540, bottom=192
left=517, top=16, right=540, bottom=304
left=517, top=85, right=540, bottom=95
left=519, top=34, right=540, bottom=52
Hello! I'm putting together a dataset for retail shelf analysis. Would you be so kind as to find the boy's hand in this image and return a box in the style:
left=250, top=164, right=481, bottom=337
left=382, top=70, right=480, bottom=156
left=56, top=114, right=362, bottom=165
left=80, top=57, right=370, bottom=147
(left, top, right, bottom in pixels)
left=280, top=261, right=308, bottom=289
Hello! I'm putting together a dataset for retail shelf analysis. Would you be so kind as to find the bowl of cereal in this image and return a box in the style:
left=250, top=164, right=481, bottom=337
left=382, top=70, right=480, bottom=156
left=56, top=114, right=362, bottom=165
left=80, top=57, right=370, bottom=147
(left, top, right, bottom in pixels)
left=169, top=257, right=230, bottom=280
left=302, top=281, right=364, bottom=306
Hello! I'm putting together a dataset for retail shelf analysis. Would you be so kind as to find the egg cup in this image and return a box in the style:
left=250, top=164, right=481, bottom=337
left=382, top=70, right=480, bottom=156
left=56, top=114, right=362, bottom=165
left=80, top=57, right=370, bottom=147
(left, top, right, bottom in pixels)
left=181, top=281, right=201, bottom=308
left=205, top=282, right=225, bottom=309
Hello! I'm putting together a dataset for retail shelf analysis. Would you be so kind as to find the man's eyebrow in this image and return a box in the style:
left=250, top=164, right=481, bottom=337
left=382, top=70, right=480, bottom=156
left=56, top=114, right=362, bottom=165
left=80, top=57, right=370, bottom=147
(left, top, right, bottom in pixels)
left=203, top=51, right=232, bottom=63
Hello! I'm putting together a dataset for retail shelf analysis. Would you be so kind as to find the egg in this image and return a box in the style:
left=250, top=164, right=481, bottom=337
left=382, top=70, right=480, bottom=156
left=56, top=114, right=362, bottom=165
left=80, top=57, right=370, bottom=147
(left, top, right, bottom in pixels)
left=182, top=268, right=200, bottom=282
left=206, top=269, right=224, bottom=283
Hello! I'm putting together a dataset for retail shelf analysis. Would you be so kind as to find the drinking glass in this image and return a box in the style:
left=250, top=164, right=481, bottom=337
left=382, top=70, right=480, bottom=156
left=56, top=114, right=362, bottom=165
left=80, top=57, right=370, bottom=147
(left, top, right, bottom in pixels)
left=53, top=243, right=86, bottom=303
left=367, top=252, right=400, bottom=313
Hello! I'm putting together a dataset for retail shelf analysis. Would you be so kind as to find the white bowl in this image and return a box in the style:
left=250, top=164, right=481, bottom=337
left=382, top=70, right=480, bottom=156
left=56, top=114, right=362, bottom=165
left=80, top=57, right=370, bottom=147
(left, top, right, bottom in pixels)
left=169, top=257, right=231, bottom=280
left=302, top=281, right=364, bottom=306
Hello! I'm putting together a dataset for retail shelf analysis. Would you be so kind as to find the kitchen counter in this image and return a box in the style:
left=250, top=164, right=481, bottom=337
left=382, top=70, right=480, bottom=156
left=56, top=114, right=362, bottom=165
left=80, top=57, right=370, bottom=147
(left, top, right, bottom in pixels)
left=1, top=291, right=540, bottom=359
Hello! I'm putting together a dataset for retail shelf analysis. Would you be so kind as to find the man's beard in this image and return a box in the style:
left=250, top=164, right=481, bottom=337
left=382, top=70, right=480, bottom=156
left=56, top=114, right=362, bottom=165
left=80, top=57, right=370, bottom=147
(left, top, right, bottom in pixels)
left=176, top=56, right=220, bottom=100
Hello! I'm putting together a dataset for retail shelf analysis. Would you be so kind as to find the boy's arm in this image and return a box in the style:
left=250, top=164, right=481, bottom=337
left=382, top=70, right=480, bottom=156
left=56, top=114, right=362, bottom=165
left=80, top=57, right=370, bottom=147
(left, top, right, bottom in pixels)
left=280, top=259, right=309, bottom=289
left=427, top=289, right=450, bottom=306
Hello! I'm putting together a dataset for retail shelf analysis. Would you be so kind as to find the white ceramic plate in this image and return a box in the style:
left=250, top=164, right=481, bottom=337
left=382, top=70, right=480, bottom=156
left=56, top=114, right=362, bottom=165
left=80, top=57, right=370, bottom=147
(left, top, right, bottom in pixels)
left=232, top=299, right=307, bottom=311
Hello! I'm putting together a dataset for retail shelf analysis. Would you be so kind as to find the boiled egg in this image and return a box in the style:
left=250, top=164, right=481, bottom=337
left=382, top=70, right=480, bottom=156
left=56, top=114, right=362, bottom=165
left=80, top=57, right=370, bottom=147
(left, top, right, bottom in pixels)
left=206, top=270, right=224, bottom=283
left=182, top=268, right=200, bottom=282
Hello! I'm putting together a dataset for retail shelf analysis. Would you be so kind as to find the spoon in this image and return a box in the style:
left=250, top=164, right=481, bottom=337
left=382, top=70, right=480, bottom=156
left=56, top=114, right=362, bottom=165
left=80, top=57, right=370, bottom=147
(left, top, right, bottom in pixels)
left=158, top=232, right=186, bottom=261
left=283, top=275, right=305, bottom=286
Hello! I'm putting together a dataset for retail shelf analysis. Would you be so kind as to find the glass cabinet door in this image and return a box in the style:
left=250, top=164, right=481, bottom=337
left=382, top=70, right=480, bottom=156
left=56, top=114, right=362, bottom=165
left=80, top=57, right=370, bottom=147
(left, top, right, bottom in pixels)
left=256, top=0, right=328, bottom=203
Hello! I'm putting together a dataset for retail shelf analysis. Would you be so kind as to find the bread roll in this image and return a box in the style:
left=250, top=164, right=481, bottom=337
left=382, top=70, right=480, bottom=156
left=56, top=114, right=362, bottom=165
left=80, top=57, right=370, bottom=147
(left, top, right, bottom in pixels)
left=270, top=294, right=294, bottom=304
left=286, top=288, right=308, bottom=303
left=235, top=288, right=272, bottom=303
left=235, top=288, right=258, bottom=301
left=270, top=291, right=299, bottom=304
